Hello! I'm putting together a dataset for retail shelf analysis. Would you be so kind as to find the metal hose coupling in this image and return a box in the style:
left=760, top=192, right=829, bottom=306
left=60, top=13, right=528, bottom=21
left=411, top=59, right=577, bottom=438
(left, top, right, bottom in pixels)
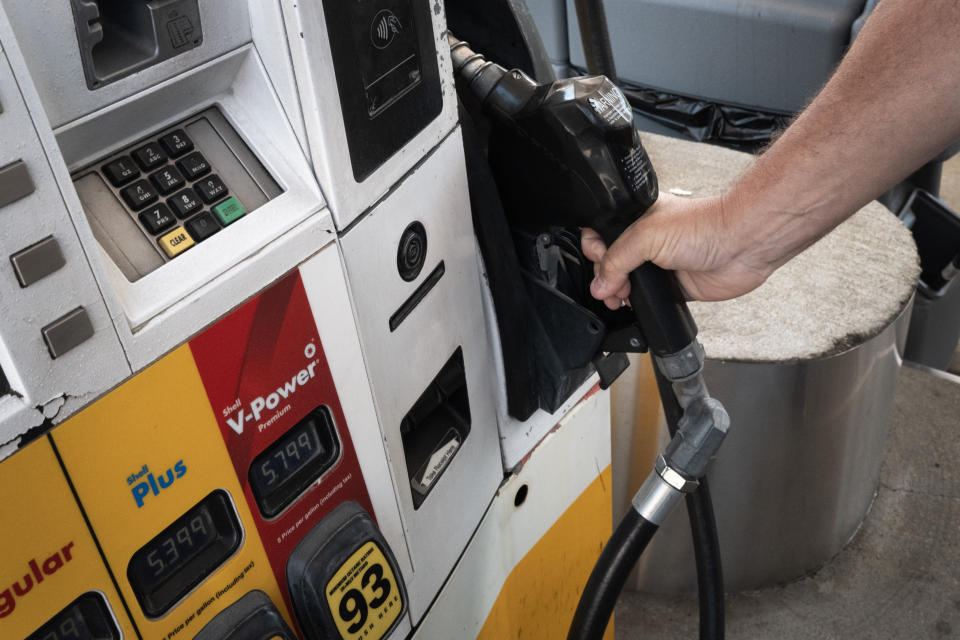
left=632, top=341, right=730, bottom=524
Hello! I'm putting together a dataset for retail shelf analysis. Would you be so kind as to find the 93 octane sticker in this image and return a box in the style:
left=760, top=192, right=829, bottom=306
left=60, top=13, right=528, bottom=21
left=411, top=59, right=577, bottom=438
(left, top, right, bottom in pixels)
left=327, top=541, right=403, bottom=639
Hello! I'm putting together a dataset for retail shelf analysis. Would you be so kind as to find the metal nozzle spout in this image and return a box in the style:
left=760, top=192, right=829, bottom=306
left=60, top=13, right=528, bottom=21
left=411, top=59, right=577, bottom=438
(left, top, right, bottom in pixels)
left=447, top=34, right=507, bottom=104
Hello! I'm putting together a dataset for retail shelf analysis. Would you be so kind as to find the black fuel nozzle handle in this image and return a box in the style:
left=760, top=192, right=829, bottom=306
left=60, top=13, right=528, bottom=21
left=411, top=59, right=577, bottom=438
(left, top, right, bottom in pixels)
left=450, top=35, right=698, bottom=357
left=627, top=264, right=697, bottom=356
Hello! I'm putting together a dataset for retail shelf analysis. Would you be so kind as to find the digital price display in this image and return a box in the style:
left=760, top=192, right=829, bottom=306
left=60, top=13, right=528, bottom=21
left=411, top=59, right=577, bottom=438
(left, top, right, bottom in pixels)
left=26, top=592, right=120, bottom=640
left=127, top=490, right=242, bottom=617
left=248, top=406, right=341, bottom=518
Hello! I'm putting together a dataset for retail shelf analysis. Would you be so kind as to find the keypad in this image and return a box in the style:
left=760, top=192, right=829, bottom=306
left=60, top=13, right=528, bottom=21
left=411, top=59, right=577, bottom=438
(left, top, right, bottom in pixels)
left=90, top=127, right=245, bottom=265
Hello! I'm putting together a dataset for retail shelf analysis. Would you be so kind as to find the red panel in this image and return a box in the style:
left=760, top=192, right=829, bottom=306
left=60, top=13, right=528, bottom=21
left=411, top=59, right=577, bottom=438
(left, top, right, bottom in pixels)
left=189, top=271, right=375, bottom=616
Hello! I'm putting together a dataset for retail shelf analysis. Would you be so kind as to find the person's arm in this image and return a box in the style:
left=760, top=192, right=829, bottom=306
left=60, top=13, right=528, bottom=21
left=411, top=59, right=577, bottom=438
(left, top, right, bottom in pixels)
left=587, top=0, right=960, bottom=306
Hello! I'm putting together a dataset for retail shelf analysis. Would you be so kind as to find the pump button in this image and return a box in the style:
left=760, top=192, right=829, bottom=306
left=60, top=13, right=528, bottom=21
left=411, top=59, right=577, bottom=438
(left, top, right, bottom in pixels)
left=211, top=196, right=245, bottom=226
left=397, top=221, right=427, bottom=282
left=168, top=188, right=202, bottom=219
left=132, top=143, right=167, bottom=171
left=42, top=307, right=95, bottom=359
left=185, top=212, right=221, bottom=242
left=150, top=166, right=186, bottom=195
left=11, top=236, right=66, bottom=287
left=159, top=129, right=194, bottom=158
left=120, top=180, right=159, bottom=210
left=195, top=175, right=228, bottom=204
left=177, top=151, right=211, bottom=180
left=102, top=157, right=140, bottom=187
left=158, top=226, right=195, bottom=258
left=139, top=203, right=177, bottom=235
left=0, top=160, right=35, bottom=209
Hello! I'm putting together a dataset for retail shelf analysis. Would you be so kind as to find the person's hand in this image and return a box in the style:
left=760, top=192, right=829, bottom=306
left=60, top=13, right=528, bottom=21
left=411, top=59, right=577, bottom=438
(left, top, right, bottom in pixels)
left=582, top=193, right=774, bottom=306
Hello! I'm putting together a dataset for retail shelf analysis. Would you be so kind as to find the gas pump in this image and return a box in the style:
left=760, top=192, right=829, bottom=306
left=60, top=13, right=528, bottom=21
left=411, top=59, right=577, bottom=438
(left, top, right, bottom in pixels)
left=0, top=1, right=631, bottom=639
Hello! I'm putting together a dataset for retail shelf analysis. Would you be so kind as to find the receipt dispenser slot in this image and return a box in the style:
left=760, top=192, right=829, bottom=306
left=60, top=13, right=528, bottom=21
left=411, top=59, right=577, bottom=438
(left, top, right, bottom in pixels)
left=400, top=348, right=471, bottom=509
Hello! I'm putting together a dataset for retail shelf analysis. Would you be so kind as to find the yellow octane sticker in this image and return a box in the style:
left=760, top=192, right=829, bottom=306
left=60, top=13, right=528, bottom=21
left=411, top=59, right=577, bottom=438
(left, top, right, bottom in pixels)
left=326, top=541, right=403, bottom=640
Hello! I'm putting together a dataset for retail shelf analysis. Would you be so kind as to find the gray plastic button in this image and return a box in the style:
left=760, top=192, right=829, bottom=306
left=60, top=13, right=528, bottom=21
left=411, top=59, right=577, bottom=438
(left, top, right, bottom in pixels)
left=42, top=308, right=95, bottom=359
left=11, top=236, right=66, bottom=287
left=0, top=160, right=35, bottom=208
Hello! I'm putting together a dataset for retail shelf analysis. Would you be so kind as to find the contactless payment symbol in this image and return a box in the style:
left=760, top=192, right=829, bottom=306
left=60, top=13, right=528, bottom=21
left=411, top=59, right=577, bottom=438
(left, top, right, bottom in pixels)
left=326, top=541, right=402, bottom=640
left=370, top=10, right=402, bottom=49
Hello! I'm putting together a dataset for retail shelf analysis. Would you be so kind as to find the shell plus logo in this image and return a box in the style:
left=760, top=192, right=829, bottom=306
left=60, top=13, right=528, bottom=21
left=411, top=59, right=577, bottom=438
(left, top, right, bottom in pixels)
left=128, top=460, right=188, bottom=508
left=371, top=9, right=403, bottom=49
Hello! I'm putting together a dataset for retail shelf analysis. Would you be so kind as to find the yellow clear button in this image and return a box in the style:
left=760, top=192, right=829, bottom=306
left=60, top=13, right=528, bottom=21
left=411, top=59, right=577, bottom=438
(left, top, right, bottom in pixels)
left=158, top=226, right=195, bottom=258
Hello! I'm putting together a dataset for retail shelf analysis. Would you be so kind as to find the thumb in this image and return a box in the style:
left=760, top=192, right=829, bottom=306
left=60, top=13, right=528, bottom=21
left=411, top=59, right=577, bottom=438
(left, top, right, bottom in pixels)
left=590, top=217, right=657, bottom=299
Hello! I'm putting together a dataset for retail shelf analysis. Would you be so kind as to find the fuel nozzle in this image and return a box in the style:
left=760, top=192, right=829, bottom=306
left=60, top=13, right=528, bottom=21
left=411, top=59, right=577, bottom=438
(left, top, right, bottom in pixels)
left=449, top=35, right=694, bottom=356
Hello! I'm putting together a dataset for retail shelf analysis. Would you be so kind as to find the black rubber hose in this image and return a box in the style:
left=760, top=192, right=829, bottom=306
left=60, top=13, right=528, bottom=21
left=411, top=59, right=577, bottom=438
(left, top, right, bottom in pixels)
left=654, top=367, right=725, bottom=640
left=573, top=0, right=618, bottom=83
left=568, top=508, right=659, bottom=640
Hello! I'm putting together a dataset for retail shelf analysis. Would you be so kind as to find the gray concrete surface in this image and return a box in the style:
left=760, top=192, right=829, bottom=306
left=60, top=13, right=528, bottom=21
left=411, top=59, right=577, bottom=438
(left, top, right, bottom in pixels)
left=614, top=364, right=960, bottom=639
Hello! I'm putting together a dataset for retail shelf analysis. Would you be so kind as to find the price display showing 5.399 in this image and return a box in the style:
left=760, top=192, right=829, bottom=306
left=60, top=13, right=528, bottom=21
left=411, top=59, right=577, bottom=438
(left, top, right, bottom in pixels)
left=326, top=541, right=403, bottom=640
left=127, top=490, right=242, bottom=618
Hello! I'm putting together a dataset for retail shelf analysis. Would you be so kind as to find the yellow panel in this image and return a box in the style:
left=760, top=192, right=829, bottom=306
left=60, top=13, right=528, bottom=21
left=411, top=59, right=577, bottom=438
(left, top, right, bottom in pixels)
left=476, top=467, right=615, bottom=640
left=51, top=345, right=286, bottom=639
left=615, top=354, right=662, bottom=490
left=0, top=437, right=137, bottom=639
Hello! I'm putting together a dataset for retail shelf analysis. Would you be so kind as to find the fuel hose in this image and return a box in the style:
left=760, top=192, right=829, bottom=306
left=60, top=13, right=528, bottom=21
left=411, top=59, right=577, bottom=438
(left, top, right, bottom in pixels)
left=571, top=3, right=726, bottom=637
left=448, top=21, right=727, bottom=639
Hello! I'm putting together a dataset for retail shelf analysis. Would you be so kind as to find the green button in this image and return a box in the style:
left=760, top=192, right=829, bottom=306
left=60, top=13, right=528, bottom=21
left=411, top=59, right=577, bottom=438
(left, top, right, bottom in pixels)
left=211, top=197, right=246, bottom=226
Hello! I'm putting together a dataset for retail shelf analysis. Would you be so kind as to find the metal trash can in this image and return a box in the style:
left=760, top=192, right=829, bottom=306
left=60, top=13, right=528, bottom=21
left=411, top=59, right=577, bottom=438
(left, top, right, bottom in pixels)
left=610, top=133, right=921, bottom=592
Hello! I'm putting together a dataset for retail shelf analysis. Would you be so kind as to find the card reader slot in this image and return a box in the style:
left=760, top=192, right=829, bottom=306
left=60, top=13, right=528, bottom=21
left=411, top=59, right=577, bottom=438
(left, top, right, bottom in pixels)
left=69, top=0, right=203, bottom=89
left=401, top=348, right=470, bottom=509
